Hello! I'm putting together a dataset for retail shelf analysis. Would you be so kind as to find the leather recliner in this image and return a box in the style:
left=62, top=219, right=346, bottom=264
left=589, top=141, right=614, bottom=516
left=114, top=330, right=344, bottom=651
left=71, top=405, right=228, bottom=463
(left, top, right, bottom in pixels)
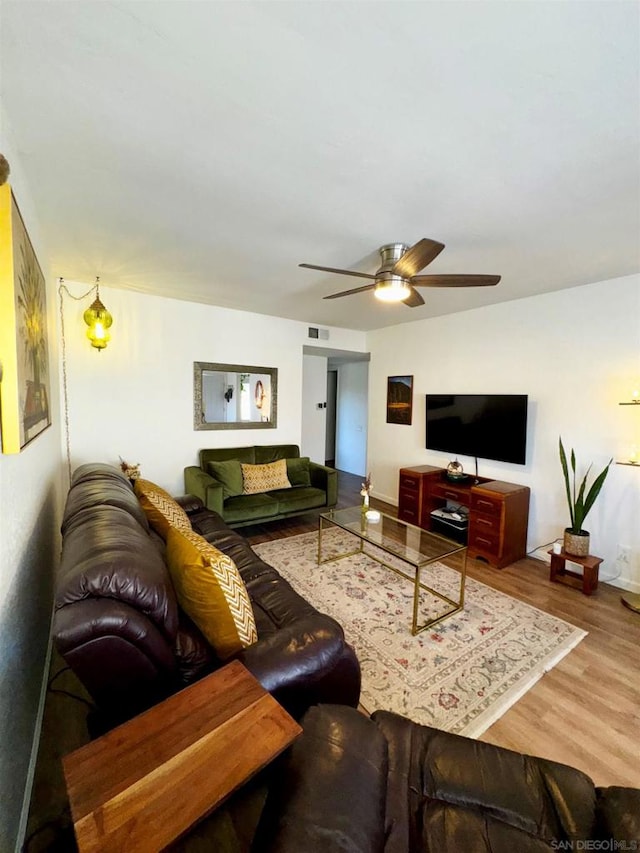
left=251, top=704, right=640, bottom=853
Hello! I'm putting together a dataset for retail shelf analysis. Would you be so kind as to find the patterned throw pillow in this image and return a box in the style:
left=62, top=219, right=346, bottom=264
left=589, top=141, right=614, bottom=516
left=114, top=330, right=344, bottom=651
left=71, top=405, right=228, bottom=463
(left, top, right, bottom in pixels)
left=241, top=459, right=291, bottom=495
left=166, top=526, right=258, bottom=660
left=134, top=478, right=191, bottom=538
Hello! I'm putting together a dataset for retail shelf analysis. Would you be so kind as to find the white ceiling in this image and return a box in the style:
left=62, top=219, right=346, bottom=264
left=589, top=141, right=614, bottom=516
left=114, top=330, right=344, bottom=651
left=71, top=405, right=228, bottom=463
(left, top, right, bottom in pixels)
left=1, top=1, right=639, bottom=331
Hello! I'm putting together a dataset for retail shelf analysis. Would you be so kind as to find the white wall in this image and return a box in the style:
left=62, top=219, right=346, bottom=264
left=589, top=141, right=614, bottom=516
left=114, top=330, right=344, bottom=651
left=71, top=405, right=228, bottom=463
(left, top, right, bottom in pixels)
left=59, top=286, right=367, bottom=493
left=301, top=354, right=328, bottom=463
left=366, top=275, right=640, bottom=591
left=336, top=360, right=369, bottom=477
left=0, top=111, right=64, bottom=851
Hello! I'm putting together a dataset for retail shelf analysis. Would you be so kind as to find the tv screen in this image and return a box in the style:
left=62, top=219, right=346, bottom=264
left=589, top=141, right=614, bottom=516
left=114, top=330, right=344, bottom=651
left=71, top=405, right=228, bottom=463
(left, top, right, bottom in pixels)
left=425, top=394, right=528, bottom=465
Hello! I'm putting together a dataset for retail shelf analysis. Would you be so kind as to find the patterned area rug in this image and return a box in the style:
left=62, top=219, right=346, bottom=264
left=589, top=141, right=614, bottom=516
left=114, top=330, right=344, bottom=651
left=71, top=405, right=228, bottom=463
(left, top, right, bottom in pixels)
left=254, top=528, right=587, bottom=737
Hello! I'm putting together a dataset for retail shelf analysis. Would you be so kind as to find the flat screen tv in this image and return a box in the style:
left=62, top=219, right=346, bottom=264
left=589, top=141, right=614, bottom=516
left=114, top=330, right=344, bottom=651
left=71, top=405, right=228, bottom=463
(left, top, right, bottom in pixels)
left=425, top=394, right=528, bottom=465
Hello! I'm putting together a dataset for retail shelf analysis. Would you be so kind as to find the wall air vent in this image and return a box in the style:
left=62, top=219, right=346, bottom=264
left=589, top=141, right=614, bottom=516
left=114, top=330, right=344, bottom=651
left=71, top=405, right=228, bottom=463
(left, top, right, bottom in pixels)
left=308, top=327, right=329, bottom=340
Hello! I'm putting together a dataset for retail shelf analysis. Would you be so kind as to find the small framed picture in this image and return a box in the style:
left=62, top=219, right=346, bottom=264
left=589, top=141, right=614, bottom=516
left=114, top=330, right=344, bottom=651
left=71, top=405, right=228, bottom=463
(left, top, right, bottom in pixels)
left=386, top=375, right=413, bottom=425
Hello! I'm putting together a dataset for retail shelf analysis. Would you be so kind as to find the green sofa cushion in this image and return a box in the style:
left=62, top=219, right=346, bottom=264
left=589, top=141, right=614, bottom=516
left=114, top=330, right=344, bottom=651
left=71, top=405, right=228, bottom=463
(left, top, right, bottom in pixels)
left=207, top=459, right=244, bottom=499
left=286, top=457, right=311, bottom=487
left=223, top=493, right=279, bottom=523
left=269, top=486, right=326, bottom=514
left=254, top=444, right=300, bottom=464
left=201, top=447, right=256, bottom=468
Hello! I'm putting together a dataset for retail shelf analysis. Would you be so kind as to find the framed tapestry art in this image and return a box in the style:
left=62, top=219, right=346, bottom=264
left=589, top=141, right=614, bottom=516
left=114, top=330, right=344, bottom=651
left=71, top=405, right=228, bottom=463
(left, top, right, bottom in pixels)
left=0, top=184, right=51, bottom=453
left=386, top=375, right=413, bottom=425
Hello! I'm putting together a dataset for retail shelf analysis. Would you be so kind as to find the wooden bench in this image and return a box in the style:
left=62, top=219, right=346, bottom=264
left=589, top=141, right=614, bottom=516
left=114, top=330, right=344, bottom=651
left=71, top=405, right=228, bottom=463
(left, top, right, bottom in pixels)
left=548, top=549, right=602, bottom=596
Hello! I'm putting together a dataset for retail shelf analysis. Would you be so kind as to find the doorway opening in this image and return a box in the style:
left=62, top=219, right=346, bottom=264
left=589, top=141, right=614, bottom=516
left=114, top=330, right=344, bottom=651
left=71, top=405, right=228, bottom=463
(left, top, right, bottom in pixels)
left=302, top=346, right=370, bottom=477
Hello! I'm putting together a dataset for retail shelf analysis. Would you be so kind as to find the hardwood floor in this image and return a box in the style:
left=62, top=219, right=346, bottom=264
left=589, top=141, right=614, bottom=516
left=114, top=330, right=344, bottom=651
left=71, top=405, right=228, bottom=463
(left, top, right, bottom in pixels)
left=244, top=470, right=640, bottom=788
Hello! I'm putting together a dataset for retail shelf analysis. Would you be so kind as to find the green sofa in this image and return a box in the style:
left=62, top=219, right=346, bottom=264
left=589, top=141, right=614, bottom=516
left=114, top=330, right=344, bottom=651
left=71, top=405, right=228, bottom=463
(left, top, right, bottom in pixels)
left=184, top=444, right=338, bottom=527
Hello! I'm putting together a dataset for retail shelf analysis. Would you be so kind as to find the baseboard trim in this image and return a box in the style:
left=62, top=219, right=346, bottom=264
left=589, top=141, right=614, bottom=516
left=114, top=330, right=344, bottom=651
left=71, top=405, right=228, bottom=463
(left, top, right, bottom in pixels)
left=372, top=491, right=397, bottom=507
left=601, top=575, right=640, bottom=593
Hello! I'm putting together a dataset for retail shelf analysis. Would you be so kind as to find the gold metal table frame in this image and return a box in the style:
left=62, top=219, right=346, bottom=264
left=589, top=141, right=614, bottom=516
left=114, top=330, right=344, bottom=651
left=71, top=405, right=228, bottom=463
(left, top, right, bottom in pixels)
left=318, top=507, right=467, bottom=636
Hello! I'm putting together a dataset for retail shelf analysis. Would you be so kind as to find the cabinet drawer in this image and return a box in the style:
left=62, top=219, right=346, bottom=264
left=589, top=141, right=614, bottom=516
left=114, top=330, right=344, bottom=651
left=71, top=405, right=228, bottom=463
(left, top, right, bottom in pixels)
left=431, top=483, right=468, bottom=502
left=398, top=506, right=419, bottom=524
left=468, top=528, right=500, bottom=555
left=471, top=492, right=503, bottom=517
left=399, top=473, right=421, bottom=491
left=469, top=513, right=500, bottom=535
left=399, top=489, right=420, bottom=510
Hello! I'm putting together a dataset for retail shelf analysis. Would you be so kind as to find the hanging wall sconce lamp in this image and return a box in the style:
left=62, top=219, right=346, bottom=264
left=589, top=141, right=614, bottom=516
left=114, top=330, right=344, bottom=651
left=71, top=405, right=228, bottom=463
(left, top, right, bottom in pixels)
left=59, top=276, right=113, bottom=352
left=82, top=277, right=113, bottom=351
left=58, top=277, right=115, bottom=480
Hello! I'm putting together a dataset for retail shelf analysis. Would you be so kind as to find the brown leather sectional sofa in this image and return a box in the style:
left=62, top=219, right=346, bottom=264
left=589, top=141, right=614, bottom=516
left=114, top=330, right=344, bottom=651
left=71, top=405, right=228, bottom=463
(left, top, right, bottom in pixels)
left=53, top=463, right=360, bottom=728
left=52, top=463, right=640, bottom=850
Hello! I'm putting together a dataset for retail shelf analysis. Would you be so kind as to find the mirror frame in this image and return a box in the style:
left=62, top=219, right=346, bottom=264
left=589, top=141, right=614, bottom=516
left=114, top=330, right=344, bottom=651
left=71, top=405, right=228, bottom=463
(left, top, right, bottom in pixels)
left=194, top=361, right=278, bottom=430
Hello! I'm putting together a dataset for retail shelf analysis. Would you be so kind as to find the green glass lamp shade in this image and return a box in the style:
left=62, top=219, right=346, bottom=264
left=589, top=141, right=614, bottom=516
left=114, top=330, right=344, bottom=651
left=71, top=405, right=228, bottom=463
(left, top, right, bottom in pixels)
left=83, top=296, right=113, bottom=350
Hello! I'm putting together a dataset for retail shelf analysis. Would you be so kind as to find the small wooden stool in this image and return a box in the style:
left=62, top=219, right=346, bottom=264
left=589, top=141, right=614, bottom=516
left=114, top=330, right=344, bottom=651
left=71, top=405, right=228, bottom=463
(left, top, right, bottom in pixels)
left=548, top=549, right=602, bottom=596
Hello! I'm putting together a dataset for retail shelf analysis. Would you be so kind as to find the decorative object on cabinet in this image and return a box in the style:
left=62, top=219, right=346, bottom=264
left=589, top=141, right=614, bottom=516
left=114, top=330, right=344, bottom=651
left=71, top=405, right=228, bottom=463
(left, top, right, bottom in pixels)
left=559, top=437, right=612, bottom=557
left=386, top=375, right=413, bottom=425
left=446, top=458, right=467, bottom=481
left=398, top=465, right=530, bottom=569
left=0, top=183, right=52, bottom=453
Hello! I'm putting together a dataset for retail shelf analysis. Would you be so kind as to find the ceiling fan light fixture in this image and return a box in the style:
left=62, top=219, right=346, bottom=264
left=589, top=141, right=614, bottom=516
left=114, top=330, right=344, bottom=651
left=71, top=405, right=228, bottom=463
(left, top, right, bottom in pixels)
left=374, top=277, right=411, bottom=303
left=301, top=238, right=500, bottom=308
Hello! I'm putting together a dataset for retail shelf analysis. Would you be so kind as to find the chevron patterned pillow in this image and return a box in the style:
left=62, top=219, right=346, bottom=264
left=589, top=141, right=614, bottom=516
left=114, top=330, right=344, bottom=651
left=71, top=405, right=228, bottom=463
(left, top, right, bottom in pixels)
left=241, top=459, right=291, bottom=494
left=134, top=478, right=191, bottom=539
left=166, top=526, right=257, bottom=660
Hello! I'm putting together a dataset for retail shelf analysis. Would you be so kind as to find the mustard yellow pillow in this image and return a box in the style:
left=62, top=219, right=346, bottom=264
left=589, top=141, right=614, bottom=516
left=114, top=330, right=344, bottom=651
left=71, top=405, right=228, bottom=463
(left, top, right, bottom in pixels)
left=166, top=526, right=258, bottom=660
left=134, top=478, right=191, bottom=538
left=241, top=459, right=291, bottom=495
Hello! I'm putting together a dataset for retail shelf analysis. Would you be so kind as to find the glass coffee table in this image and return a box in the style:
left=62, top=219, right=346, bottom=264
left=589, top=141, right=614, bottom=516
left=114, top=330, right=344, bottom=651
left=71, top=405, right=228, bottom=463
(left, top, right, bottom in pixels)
left=318, top=506, right=467, bottom=636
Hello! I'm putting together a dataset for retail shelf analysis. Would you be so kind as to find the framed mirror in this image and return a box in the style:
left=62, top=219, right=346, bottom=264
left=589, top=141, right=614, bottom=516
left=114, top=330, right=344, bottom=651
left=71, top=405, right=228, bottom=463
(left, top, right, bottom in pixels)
left=194, top=362, right=278, bottom=430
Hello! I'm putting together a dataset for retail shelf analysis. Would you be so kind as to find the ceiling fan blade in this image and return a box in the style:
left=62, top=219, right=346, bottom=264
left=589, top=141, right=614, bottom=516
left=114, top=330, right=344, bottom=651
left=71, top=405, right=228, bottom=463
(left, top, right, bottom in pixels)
left=411, top=274, right=501, bottom=288
left=403, top=287, right=425, bottom=308
left=299, top=263, right=376, bottom=280
left=323, top=283, right=377, bottom=300
left=392, top=238, right=445, bottom=278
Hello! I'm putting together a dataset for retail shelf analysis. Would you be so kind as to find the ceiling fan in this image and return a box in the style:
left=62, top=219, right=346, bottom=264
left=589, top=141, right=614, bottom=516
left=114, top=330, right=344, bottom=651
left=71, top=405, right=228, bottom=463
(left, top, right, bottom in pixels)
left=299, top=239, right=500, bottom=308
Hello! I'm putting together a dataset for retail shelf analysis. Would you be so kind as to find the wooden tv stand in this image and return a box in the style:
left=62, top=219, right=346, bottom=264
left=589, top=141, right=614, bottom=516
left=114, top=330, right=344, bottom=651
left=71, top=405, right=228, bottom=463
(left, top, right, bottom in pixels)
left=398, top=465, right=530, bottom=569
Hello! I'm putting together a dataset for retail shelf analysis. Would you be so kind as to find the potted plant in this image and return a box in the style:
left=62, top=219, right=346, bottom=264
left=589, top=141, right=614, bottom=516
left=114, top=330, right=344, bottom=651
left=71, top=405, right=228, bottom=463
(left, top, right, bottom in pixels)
left=559, top=437, right=612, bottom=557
